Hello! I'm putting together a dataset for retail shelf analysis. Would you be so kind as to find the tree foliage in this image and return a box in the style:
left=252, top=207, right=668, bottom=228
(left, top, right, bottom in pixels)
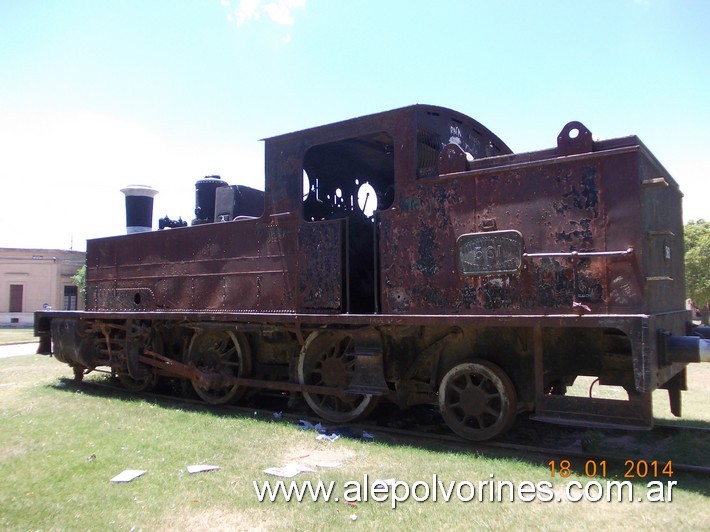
left=685, top=219, right=710, bottom=306
left=72, top=264, right=86, bottom=297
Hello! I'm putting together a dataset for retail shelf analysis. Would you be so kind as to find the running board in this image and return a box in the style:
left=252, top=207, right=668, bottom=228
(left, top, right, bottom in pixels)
left=531, top=393, right=653, bottom=431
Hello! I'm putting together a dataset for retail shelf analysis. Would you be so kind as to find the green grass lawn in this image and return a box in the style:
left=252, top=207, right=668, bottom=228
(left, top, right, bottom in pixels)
left=0, top=328, right=37, bottom=345
left=1, top=354, right=708, bottom=530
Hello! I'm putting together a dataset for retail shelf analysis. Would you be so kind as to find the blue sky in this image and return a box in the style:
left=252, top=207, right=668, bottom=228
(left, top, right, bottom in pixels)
left=1, top=0, right=708, bottom=250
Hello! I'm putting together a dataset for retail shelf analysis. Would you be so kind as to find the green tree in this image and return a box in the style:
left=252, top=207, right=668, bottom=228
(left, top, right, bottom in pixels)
left=684, top=219, right=710, bottom=310
left=72, top=264, right=86, bottom=297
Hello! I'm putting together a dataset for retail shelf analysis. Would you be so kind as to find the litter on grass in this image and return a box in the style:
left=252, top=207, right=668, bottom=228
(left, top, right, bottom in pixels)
left=187, top=464, right=220, bottom=474
left=110, top=469, right=146, bottom=483
left=297, top=419, right=376, bottom=442
left=297, top=420, right=327, bottom=433
left=263, top=463, right=316, bottom=478
left=316, top=433, right=340, bottom=442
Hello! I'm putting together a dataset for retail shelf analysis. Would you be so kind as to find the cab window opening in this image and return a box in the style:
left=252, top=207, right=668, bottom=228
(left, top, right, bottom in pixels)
left=302, top=132, right=394, bottom=222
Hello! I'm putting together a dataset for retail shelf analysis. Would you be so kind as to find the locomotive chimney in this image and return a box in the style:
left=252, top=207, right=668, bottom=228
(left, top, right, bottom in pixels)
left=121, top=185, right=159, bottom=233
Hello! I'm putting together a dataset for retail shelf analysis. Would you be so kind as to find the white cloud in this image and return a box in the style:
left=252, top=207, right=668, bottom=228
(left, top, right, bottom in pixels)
left=264, top=0, right=305, bottom=26
left=226, top=0, right=305, bottom=28
left=233, top=0, right=262, bottom=27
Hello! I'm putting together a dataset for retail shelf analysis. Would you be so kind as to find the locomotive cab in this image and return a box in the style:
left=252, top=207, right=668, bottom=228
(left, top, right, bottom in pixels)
left=263, top=104, right=511, bottom=314
left=302, top=131, right=395, bottom=313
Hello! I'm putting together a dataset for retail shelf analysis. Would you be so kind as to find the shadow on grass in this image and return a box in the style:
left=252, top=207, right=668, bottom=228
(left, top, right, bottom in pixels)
left=46, top=375, right=710, bottom=497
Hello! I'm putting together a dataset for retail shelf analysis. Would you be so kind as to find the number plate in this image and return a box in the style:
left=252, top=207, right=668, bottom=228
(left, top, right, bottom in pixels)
left=456, top=230, right=524, bottom=275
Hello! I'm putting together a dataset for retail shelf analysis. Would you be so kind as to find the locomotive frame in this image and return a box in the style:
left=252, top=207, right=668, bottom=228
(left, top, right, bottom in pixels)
left=35, top=104, right=709, bottom=441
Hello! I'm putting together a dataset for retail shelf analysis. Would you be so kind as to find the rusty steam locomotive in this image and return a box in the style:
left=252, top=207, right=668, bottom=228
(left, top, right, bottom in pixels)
left=35, top=105, right=709, bottom=441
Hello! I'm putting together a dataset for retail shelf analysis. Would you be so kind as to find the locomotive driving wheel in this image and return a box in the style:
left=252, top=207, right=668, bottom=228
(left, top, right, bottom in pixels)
left=298, top=330, right=379, bottom=423
left=187, top=330, right=251, bottom=405
left=117, top=329, right=161, bottom=393
left=438, top=359, right=517, bottom=441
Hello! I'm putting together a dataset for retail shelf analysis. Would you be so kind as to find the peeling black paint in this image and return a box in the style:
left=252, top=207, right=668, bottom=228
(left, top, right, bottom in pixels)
left=560, top=167, right=599, bottom=218
left=416, top=222, right=439, bottom=276
left=555, top=218, right=594, bottom=247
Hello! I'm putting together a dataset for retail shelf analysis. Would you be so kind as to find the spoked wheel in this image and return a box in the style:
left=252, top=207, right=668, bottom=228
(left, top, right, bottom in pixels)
left=117, top=327, right=162, bottom=393
left=438, top=359, right=518, bottom=441
left=298, top=330, right=379, bottom=423
left=187, top=330, right=251, bottom=405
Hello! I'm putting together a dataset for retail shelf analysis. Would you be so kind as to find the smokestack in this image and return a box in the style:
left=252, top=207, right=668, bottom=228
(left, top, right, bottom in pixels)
left=121, top=185, right=159, bottom=234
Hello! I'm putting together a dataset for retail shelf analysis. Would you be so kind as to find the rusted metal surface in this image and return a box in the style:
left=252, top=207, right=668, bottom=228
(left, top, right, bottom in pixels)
left=90, top=106, right=679, bottom=321
left=35, top=104, right=706, bottom=440
left=379, top=129, right=684, bottom=317
left=438, top=360, right=518, bottom=441
left=140, top=349, right=384, bottom=398
left=84, top=105, right=512, bottom=317
left=297, top=220, right=343, bottom=311
left=87, top=217, right=300, bottom=313
left=297, top=328, right=386, bottom=422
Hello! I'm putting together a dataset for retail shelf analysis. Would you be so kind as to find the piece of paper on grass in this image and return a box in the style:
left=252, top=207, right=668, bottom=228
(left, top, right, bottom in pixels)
left=187, top=464, right=220, bottom=474
left=111, top=469, right=146, bottom=483
left=263, top=463, right=315, bottom=478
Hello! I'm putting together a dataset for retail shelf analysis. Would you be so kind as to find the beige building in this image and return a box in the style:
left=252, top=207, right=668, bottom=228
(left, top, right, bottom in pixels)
left=0, top=248, right=86, bottom=326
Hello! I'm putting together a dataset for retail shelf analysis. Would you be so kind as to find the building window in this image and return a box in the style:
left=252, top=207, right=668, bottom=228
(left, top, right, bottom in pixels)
left=9, top=284, right=23, bottom=312
left=63, top=286, right=78, bottom=310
